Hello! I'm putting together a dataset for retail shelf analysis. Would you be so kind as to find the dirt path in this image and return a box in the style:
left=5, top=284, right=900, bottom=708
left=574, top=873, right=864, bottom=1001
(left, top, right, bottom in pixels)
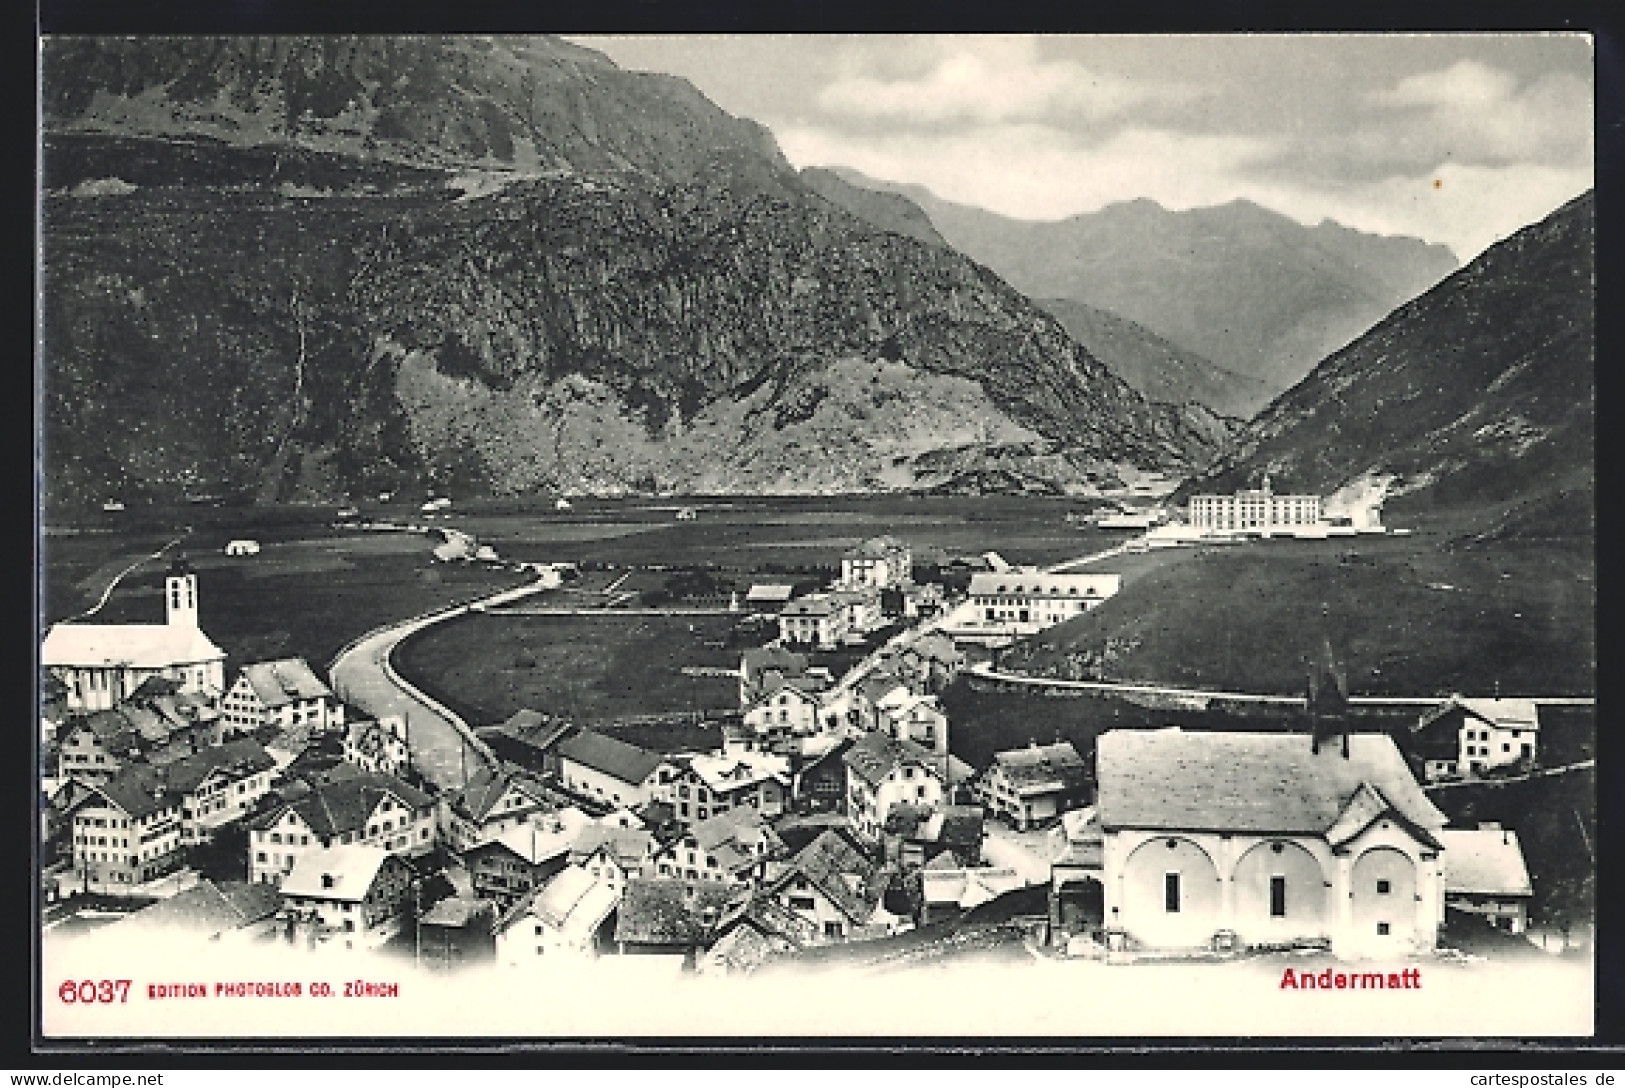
left=70, top=531, right=190, bottom=621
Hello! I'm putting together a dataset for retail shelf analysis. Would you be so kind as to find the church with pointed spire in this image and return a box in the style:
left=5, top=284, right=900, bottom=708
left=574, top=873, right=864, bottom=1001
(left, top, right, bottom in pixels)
left=41, top=556, right=227, bottom=711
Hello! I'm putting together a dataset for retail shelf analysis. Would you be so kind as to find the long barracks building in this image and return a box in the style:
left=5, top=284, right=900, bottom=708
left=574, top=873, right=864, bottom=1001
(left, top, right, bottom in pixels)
left=1188, top=477, right=1321, bottom=535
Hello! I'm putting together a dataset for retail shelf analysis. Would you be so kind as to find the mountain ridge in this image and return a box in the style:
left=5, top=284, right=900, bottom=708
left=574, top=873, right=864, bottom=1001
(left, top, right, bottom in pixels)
left=827, top=166, right=1460, bottom=397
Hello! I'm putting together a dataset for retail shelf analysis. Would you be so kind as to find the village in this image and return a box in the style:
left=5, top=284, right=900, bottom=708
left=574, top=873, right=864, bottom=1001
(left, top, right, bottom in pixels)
left=36, top=481, right=1585, bottom=980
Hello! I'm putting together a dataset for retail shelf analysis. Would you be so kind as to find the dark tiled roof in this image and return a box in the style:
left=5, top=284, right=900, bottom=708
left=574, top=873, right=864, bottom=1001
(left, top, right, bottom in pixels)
left=249, top=768, right=431, bottom=838
left=453, top=765, right=551, bottom=823
left=79, top=763, right=176, bottom=820
left=558, top=730, right=663, bottom=786
left=842, top=731, right=939, bottom=789
left=1097, top=729, right=1447, bottom=839
left=991, top=741, right=1088, bottom=795
left=768, top=829, right=886, bottom=926
left=106, top=879, right=280, bottom=937
left=613, top=878, right=740, bottom=947
left=161, top=738, right=275, bottom=794
left=239, top=658, right=332, bottom=708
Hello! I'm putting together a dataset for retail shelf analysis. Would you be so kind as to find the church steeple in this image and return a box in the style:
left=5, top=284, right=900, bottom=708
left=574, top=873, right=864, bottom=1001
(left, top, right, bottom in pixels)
left=1307, top=633, right=1350, bottom=756
left=165, top=556, right=198, bottom=629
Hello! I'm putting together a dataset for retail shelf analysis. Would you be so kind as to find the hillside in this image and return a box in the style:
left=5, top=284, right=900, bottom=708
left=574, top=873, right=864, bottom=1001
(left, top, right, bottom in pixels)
left=39, top=36, right=1223, bottom=510
left=1179, top=191, right=1595, bottom=523
left=830, top=167, right=1459, bottom=397
left=1035, top=298, right=1270, bottom=419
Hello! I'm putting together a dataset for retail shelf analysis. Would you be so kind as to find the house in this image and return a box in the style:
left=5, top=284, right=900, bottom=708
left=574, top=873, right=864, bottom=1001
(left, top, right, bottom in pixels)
left=223, top=540, right=261, bottom=557
left=762, top=828, right=903, bottom=943
left=569, top=825, right=656, bottom=893
left=418, top=896, right=498, bottom=970
left=979, top=741, right=1090, bottom=830
left=612, top=877, right=740, bottom=960
left=777, top=594, right=851, bottom=649
left=878, top=693, right=950, bottom=756
left=658, top=743, right=793, bottom=826
left=850, top=669, right=913, bottom=733
left=162, top=737, right=278, bottom=845
left=1411, top=697, right=1540, bottom=781
left=743, top=584, right=796, bottom=614
left=495, top=864, right=622, bottom=963
left=247, top=766, right=436, bottom=886
left=221, top=658, right=344, bottom=737
left=277, top=844, right=415, bottom=951
left=55, top=698, right=216, bottom=785
left=444, top=765, right=555, bottom=851
left=90, top=878, right=282, bottom=947
left=698, top=896, right=820, bottom=975
left=830, top=587, right=886, bottom=637
left=341, top=716, right=409, bottom=779
left=884, top=803, right=985, bottom=870
left=651, top=807, right=785, bottom=888
left=557, top=730, right=667, bottom=808
left=965, top=571, right=1121, bottom=636
left=840, top=536, right=912, bottom=590
left=42, top=558, right=227, bottom=712
left=895, top=632, right=964, bottom=693
left=920, top=866, right=1024, bottom=926
left=1096, top=728, right=1449, bottom=959
left=1187, top=479, right=1322, bottom=536
left=790, top=737, right=854, bottom=815
left=739, top=646, right=816, bottom=704
left=63, top=763, right=186, bottom=895
left=461, top=807, right=593, bottom=908
left=1440, top=824, right=1533, bottom=935
left=742, top=673, right=835, bottom=740
left=842, top=732, right=950, bottom=843
left=476, top=710, right=576, bottom=777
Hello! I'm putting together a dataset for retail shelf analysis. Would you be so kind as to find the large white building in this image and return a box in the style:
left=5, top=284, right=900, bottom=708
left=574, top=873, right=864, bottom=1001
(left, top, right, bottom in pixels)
left=1187, top=478, right=1322, bottom=536
left=965, top=571, right=1122, bottom=635
left=1096, top=728, right=1448, bottom=960
left=42, top=558, right=226, bottom=712
left=840, top=536, right=912, bottom=590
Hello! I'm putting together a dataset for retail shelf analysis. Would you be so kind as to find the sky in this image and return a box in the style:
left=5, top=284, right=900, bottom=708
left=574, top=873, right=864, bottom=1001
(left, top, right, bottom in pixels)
left=568, top=34, right=1593, bottom=261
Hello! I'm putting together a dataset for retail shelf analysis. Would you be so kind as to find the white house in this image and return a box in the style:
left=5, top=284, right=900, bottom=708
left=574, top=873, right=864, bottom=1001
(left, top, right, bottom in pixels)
left=840, top=536, right=912, bottom=590
left=342, top=716, right=410, bottom=779
left=656, top=747, right=791, bottom=824
left=569, top=825, right=656, bottom=894
left=1096, top=728, right=1449, bottom=960
left=42, top=558, right=226, bottom=712
left=1412, top=697, right=1540, bottom=780
left=223, top=540, right=261, bottom=556
left=842, top=732, right=949, bottom=844
left=742, top=674, right=831, bottom=740
left=763, top=828, right=903, bottom=943
left=221, top=658, right=344, bottom=737
left=1440, top=824, right=1534, bottom=935
left=277, top=844, right=415, bottom=951
left=494, top=864, right=621, bottom=963
left=978, top=741, right=1089, bottom=830
left=247, top=767, right=436, bottom=887
left=556, top=731, right=666, bottom=809
left=777, top=594, right=852, bottom=649
left=64, top=763, right=185, bottom=895
left=162, top=738, right=279, bottom=845
left=651, top=807, right=785, bottom=888
left=877, top=693, right=950, bottom=757
left=443, top=766, right=556, bottom=852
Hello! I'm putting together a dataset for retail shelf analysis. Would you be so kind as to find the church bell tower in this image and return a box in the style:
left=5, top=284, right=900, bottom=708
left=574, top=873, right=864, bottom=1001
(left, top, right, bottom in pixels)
left=166, top=556, right=199, bottom=629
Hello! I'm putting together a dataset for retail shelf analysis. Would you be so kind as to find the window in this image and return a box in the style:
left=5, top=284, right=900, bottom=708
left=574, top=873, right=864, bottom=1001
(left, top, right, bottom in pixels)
left=1165, top=873, right=1181, bottom=913
left=824, top=921, right=843, bottom=939
left=790, top=896, right=816, bottom=911
left=1376, top=922, right=1390, bottom=936
left=1376, top=879, right=1391, bottom=895
left=1270, top=876, right=1286, bottom=918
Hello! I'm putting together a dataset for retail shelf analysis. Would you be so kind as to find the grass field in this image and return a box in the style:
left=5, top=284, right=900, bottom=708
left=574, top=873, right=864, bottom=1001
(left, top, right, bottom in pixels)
left=394, top=612, right=748, bottom=728
left=1006, top=528, right=1594, bottom=699
left=41, top=527, right=529, bottom=676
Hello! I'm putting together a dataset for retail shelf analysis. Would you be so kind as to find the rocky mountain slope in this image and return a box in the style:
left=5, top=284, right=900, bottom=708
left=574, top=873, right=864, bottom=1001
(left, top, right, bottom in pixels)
left=1177, top=191, right=1594, bottom=521
left=40, top=36, right=1225, bottom=509
left=830, top=167, right=1460, bottom=398
left=1034, top=298, right=1271, bottom=419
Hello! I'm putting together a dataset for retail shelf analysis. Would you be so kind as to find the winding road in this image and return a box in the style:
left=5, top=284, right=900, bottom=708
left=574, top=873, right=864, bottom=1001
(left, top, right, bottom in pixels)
left=328, top=579, right=549, bottom=792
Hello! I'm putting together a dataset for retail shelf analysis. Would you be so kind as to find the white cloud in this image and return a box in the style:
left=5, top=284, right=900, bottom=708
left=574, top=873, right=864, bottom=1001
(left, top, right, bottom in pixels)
left=1365, top=61, right=1592, bottom=168
left=1373, top=59, right=1520, bottom=109
left=816, top=37, right=1197, bottom=125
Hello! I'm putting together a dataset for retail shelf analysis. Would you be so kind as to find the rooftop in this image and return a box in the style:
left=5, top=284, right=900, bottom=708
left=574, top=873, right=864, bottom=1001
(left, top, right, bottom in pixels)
left=280, top=844, right=393, bottom=902
left=239, top=658, right=332, bottom=708
left=1097, top=729, right=1447, bottom=843
left=557, top=730, right=664, bottom=786
left=42, top=622, right=225, bottom=670
left=613, top=877, right=740, bottom=946
left=1440, top=827, right=1534, bottom=898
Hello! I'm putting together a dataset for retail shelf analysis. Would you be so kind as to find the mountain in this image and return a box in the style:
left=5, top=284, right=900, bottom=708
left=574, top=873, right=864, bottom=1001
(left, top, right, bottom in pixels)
left=1176, top=191, right=1594, bottom=525
left=829, top=167, right=1460, bottom=398
left=39, top=36, right=1225, bottom=510
left=797, top=167, right=947, bottom=250
left=1033, top=298, right=1271, bottom=419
